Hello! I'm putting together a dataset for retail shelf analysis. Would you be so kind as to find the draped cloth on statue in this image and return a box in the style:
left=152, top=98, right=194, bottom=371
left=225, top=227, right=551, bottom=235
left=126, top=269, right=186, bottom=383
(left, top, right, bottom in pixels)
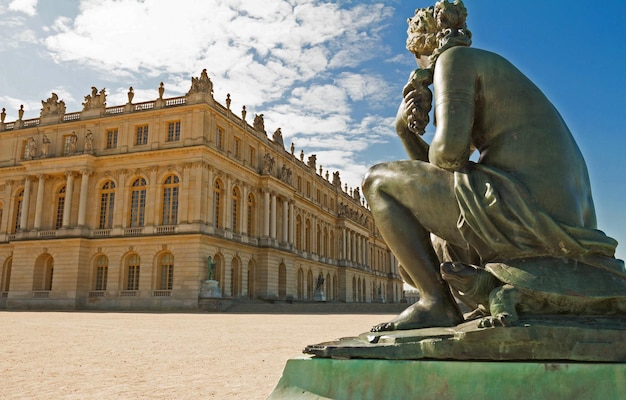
left=452, top=163, right=625, bottom=276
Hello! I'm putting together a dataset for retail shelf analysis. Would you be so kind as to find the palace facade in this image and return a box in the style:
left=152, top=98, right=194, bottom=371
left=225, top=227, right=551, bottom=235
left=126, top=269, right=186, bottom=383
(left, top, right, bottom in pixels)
left=0, top=70, right=402, bottom=310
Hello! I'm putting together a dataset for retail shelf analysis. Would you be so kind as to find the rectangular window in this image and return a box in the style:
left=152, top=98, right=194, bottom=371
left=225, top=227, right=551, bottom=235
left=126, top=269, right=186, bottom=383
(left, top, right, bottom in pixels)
left=216, top=126, right=224, bottom=149
left=63, top=135, right=73, bottom=155
left=234, top=137, right=241, bottom=158
left=55, top=196, right=65, bottom=229
left=106, top=129, right=118, bottom=149
left=316, top=189, right=321, bottom=203
left=95, top=266, right=108, bottom=291
left=160, top=265, right=174, bottom=290
left=135, top=125, right=149, bottom=145
left=167, top=121, right=181, bottom=142
left=306, top=181, right=311, bottom=197
left=297, top=176, right=302, bottom=191
left=249, top=146, right=256, bottom=166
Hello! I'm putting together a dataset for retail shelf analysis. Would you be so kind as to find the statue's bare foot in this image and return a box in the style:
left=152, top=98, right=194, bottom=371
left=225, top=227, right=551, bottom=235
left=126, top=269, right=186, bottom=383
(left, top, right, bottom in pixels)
left=371, top=300, right=462, bottom=332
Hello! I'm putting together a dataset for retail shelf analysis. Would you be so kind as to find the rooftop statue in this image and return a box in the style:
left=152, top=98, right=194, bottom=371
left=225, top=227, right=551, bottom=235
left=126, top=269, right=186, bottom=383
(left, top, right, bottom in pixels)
left=187, top=68, right=214, bottom=96
left=40, top=93, right=66, bottom=118
left=82, top=87, right=107, bottom=111
left=360, top=0, right=625, bottom=332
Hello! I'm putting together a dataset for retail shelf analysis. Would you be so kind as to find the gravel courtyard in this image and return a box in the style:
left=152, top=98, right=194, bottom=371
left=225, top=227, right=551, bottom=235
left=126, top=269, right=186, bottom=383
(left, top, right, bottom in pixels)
left=0, top=307, right=401, bottom=399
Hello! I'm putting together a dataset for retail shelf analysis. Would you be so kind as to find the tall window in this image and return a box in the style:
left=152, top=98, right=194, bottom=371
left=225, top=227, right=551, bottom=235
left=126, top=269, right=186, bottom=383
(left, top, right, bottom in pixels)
left=13, top=190, right=23, bottom=233
left=247, top=194, right=255, bottom=237
left=99, top=181, right=116, bottom=229
left=126, top=254, right=140, bottom=290
left=94, top=255, right=108, bottom=290
left=129, top=178, right=147, bottom=227
left=296, top=215, right=302, bottom=250
left=216, top=127, right=224, bottom=149
left=158, top=253, right=174, bottom=290
left=231, top=187, right=240, bottom=233
left=305, top=219, right=311, bottom=252
left=233, top=137, right=241, bottom=158
left=106, top=129, right=118, bottom=149
left=135, top=125, right=149, bottom=145
left=249, top=146, right=256, bottom=166
left=162, top=175, right=179, bottom=225
left=167, top=121, right=181, bottom=142
left=55, top=186, right=66, bottom=229
left=213, top=180, right=223, bottom=228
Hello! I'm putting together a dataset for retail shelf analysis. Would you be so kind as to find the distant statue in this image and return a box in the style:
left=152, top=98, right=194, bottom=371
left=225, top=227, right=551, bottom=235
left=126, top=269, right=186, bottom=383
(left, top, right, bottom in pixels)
left=1, top=108, right=5, bottom=123
left=127, top=86, right=134, bottom=104
left=332, top=171, right=341, bottom=188
left=315, top=273, right=325, bottom=290
left=279, top=164, right=292, bottom=184
left=307, top=154, right=316, bottom=170
left=82, top=87, right=106, bottom=111
left=18, top=105, right=24, bottom=120
left=352, top=187, right=360, bottom=201
left=28, top=137, right=36, bottom=158
left=362, top=0, right=625, bottom=332
left=290, top=142, right=295, bottom=155
left=41, top=135, right=50, bottom=157
left=299, top=150, right=304, bottom=162
left=85, top=130, right=94, bottom=153
left=206, top=256, right=217, bottom=281
left=68, top=132, right=78, bottom=154
left=253, top=114, right=265, bottom=133
left=158, top=82, right=165, bottom=99
left=187, top=68, right=214, bottom=96
left=242, top=105, right=247, bottom=121
left=41, top=93, right=66, bottom=117
left=262, top=152, right=275, bottom=175
left=272, top=128, right=284, bottom=147
left=226, top=93, right=231, bottom=110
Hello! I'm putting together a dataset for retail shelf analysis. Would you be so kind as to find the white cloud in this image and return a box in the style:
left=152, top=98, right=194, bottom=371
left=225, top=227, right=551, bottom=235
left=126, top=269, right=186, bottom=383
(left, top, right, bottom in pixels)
left=8, top=0, right=37, bottom=16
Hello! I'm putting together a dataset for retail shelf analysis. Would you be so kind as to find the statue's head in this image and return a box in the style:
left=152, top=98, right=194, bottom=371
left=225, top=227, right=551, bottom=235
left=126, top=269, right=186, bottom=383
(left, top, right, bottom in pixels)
left=407, top=0, right=472, bottom=67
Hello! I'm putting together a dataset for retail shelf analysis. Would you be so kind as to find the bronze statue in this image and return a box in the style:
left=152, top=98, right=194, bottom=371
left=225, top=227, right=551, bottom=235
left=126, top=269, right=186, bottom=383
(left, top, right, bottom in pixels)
left=206, top=256, right=216, bottom=281
left=362, top=0, right=625, bottom=332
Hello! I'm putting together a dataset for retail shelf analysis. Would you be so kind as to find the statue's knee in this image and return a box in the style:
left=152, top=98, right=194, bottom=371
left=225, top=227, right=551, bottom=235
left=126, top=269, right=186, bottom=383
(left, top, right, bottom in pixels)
left=362, top=164, right=388, bottom=197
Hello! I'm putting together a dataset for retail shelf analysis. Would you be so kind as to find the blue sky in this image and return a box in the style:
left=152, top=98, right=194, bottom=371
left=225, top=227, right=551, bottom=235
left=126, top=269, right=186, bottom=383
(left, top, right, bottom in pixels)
left=1, top=0, right=624, bottom=261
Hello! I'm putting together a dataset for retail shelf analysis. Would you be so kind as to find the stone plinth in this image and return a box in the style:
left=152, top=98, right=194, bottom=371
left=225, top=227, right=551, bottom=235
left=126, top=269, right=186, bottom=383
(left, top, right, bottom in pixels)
left=199, top=280, right=221, bottom=299
left=313, top=289, right=326, bottom=302
left=267, top=357, right=625, bottom=400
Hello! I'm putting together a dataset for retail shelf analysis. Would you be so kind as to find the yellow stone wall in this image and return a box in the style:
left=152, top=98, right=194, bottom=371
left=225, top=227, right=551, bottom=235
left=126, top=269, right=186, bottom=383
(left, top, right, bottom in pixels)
left=0, top=81, right=403, bottom=310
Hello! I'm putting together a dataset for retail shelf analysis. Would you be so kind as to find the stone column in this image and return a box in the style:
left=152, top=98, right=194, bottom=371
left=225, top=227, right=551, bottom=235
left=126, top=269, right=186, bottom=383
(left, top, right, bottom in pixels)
left=270, top=193, right=277, bottom=239
left=225, top=176, right=233, bottom=231
left=33, top=174, right=45, bottom=230
left=207, top=167, right=214, bottom=226
left=77, top=169, right=91, bottom=227
left=147, top=167, right=158, bottom=226
left=342, top=228, right=346, bottom=259
left=62, top=172, right=74, bottom=228
left=263, top=190, right=270, bottom=237
left=113, top=170, right=127, bottom=228
left=282, top=200, right=288, bottom=243
left=20, top=176, right=32, bottom=231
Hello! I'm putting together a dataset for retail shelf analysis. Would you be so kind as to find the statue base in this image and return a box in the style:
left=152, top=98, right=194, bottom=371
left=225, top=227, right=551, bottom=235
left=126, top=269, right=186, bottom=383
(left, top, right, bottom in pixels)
left=267, top=357, right=625, bottom=399
left=304, top=316, right=626, bottom=362
left=199, top=280, right=221, bottom=298
left=313, top=289, right=326, bottom=302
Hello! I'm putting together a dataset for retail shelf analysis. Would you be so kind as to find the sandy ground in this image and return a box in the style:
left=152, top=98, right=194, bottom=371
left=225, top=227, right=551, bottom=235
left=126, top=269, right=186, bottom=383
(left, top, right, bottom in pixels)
left=0, top=310, right=398, bottom=399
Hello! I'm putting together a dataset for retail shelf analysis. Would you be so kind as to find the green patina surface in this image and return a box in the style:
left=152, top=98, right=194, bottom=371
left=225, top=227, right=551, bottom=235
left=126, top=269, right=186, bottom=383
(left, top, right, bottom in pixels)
left=268, top=356, right=626, bottom=400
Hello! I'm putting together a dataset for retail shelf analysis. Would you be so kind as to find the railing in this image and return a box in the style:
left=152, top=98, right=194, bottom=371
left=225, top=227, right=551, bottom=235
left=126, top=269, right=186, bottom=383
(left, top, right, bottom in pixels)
left=153, top=290, right=171, bottom=297
left=165, top=96, right=186, bottom=106
left=7, top=234, right=15, bottom=241
left=120, top=290, right=138, bottom=297
left=32, top=291, right=50, bottom=298
left=88, top=290, right=105, bottom=297
left=156, top=225, right=176, bottom=234
left=124, top=227, right=143, bottom=236
left=63, top=112, right=81, bottom=121
left=23, top=118, right=40, bottom=127
left=134, top=102, right=154, bottom=111
left=92, top=229, right=111, bottom=238
left=38, top=230, right=56, bottom=238
left=105, top=106, right=125, bottom=115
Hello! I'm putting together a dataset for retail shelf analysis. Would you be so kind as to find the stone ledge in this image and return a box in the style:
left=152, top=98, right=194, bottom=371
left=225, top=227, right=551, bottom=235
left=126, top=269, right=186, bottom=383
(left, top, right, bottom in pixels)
left=267, top=357, right=626, bottom=400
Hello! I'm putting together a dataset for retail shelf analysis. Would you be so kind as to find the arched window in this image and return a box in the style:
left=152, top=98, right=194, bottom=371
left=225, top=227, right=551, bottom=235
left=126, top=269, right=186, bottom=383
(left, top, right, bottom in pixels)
left=158, top=253, right=174, bottom=290
left=33, top=254, right=54, bottom=291
left=129, top=178, right=147, bottom=227
left=99, top=181, right=116, bottom=229
left=125, top=254, right=140, bottom=290
left=246, top=194, right=256, bottom=237
left=316, top=224, right=322, bottom=255
left=94, top=255, right=108, bottom=290
left=161, top=175, right=179, bottom=225
left=231, top=186, right=240, bottom=233
left=13, top=190, right=23, bottom=233
left=213, top=179, right=223, bottom=228
left=55, top=186, right=66, bottom=229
